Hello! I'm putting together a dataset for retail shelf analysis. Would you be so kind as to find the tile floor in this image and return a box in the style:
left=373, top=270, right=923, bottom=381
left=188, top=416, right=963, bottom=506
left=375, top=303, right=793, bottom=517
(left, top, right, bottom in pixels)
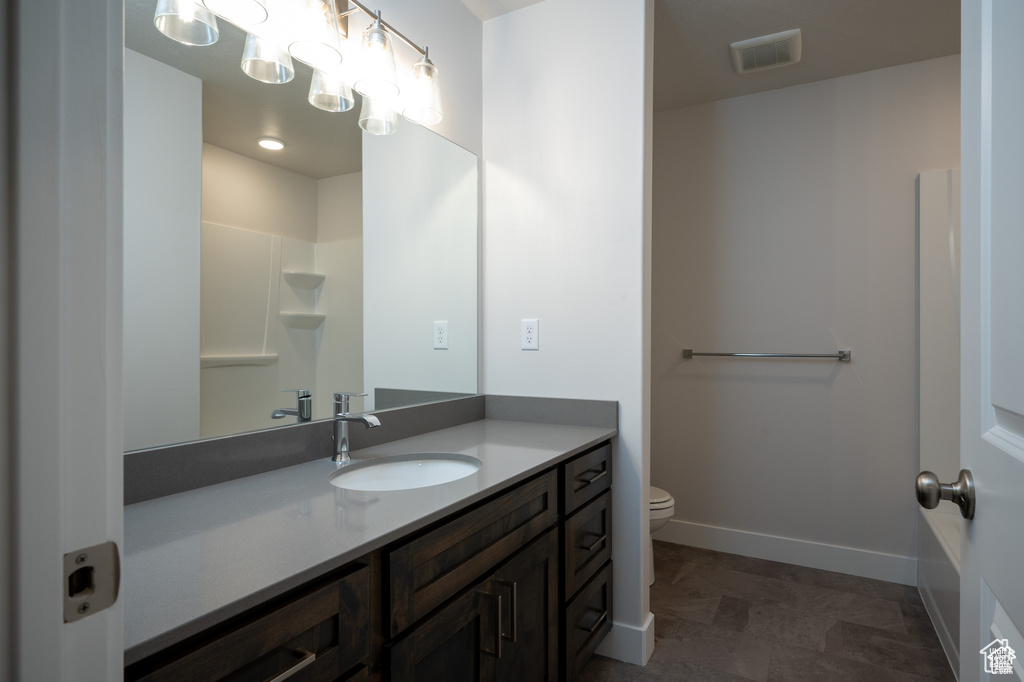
left=579, top=541, right=956, bottom=682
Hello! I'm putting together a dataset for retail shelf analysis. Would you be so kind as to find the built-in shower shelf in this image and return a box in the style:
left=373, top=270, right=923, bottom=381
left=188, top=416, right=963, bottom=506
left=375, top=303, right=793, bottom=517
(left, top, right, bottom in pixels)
left=200, top=354, right=279, bottom=368
left=282, top=270, right=326, bottom=289
left=280, top=312, right=326, bottom=329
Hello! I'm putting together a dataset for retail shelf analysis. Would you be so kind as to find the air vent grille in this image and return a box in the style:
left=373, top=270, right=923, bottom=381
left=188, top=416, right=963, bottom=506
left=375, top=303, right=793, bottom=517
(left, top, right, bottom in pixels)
left=731, top=29, right=802, bottom=74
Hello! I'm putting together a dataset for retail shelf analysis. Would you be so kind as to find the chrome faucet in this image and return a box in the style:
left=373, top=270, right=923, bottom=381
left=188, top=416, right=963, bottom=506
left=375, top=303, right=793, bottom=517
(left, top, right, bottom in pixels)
left=333, top=392, right=380, bottom=463
left=271, top=389, right=312, bottom=422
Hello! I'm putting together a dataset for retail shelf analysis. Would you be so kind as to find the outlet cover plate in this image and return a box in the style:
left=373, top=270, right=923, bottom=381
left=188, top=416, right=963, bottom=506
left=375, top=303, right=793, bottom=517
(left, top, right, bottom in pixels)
left=521, top=318, right=539, bottom=350
left=434, top=321, right=449, bottom=350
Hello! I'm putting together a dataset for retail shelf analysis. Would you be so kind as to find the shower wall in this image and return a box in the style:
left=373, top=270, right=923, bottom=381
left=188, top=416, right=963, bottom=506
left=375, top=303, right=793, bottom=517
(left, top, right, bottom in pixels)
left=651, top=55, right=959, bottom=584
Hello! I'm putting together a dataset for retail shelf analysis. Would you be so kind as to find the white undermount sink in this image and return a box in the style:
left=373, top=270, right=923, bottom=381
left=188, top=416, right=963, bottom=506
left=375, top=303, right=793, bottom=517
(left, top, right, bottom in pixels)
left=327, top=453, right=482, bottom=491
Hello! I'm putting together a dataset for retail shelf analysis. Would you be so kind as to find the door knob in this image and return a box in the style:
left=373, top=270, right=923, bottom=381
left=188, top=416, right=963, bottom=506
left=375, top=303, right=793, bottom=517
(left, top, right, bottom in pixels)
left=915, top=469, right=975, bottom=520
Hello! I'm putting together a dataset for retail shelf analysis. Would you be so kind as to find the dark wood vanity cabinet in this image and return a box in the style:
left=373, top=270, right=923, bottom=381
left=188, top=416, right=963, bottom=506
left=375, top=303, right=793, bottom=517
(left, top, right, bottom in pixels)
left=125, top=562, right=372, bottom=682
left=386, top=528, right=559, bottom=682
left=561, top=443, right=614, bottom=681
left=126, top=440, right=612, bottom=682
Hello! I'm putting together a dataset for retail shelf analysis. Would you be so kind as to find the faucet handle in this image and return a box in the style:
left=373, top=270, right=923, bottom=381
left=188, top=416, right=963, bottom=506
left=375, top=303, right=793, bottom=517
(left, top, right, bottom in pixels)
left=283, top=388, right=312, bottom=398
left=333, top=391, right=368, bottom=415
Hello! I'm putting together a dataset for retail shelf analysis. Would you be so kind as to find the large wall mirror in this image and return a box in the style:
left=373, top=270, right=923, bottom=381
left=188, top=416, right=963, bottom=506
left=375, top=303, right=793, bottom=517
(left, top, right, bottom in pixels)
left=123, top=0, right=478, bottom=452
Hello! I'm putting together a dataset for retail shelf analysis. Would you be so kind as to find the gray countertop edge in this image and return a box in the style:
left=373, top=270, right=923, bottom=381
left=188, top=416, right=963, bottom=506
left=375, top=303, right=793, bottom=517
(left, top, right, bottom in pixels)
left=123, top=425, right=617, bottom=665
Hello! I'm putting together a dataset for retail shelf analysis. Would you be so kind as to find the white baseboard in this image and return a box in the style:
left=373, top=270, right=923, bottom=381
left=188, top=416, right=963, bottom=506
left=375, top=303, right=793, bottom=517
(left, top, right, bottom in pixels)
left=595, top=611, right=655, bottom=665
left=653, top=519, right=917, bottom=586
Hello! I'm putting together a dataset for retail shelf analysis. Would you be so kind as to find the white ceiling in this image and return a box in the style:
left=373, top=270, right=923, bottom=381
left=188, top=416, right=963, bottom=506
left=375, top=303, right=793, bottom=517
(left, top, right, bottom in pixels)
left=654, top=0, right=960, bottom=112
left=459, top=0, right=544, bottom=21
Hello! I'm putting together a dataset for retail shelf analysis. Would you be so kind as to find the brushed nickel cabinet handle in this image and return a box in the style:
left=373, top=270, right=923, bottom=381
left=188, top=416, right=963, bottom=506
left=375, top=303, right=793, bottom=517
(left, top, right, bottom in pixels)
left=497, top=580, right=518, bottom=643
left=577, top=608, right=608, bottom=634
left=267, top=648, right=316, bottom=682
left=576, top=532, right=607, bottom=553
left=576, top=468, right=607, bottom=486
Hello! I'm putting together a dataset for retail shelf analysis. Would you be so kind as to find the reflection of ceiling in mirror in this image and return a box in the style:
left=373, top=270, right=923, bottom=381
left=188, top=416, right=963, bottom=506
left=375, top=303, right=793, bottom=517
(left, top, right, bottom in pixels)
left=125, top=0, right=362, bottom=179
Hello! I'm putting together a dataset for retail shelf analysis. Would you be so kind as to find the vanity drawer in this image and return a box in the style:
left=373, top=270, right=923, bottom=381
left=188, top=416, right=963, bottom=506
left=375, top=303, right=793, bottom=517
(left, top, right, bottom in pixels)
left=565, top=561, right=613, bottom=682
left=564, top=491, right=612, bottom=600
left=126, top=563, right=370, bottom=682
left=388, top=469, right=559, bottom=637
left=563, top=443, right=612, bottom=515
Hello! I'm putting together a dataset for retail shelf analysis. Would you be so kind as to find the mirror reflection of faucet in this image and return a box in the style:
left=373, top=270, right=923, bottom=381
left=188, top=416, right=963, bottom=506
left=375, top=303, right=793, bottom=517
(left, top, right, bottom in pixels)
left=333, top=392, right=381, bottom=464
left=271, top=389, right=312, bottom=422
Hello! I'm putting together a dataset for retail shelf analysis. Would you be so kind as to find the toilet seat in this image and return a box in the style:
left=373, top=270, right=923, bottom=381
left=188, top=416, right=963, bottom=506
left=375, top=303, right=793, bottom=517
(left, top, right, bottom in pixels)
left=650, top=486, right=674, bottom=510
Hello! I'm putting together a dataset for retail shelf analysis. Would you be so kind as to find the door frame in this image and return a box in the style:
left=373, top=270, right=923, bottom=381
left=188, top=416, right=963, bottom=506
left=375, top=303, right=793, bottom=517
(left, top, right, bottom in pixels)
left=8, top=0, right=124, bottom=678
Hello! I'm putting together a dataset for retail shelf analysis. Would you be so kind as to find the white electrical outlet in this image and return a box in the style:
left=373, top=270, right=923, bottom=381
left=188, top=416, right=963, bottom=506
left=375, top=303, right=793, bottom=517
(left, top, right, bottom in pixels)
left=434, top=321, right=449, bottom=350
left=521, top=318, right=539, bottom=350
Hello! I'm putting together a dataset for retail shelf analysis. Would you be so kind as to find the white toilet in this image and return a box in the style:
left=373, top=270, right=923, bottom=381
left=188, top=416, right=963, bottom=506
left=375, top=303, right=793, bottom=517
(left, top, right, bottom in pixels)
left=648, top=486, right=676, bottom=585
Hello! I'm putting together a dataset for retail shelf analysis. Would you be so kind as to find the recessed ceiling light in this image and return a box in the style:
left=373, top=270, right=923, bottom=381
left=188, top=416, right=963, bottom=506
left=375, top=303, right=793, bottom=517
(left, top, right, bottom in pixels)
left=258, top=137, right=285, bottom=151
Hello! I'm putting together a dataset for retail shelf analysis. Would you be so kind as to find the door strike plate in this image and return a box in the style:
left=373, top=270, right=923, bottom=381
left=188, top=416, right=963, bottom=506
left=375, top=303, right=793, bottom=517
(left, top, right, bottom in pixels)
left=63, top=541, right=120, bottom=623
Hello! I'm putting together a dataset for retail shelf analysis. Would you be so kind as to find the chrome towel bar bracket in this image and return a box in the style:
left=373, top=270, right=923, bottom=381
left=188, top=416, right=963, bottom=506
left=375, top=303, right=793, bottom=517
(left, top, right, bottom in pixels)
left=682, top=349, right=852, bottom=362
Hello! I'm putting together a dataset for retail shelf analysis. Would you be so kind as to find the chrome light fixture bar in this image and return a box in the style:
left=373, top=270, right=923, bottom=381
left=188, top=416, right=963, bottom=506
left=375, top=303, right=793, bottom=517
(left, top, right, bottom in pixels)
left=153, top=0, right=443, bottom=136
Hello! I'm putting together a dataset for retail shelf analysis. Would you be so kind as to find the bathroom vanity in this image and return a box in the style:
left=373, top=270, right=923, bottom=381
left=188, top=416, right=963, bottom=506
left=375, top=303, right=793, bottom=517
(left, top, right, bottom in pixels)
left=123, top=407, right=615, bottom=682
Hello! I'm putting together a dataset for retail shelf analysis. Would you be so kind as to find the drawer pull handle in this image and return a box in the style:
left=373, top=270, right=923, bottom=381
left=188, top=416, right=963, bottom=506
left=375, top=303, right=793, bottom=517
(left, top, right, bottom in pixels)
left=577, top=532, right=607, bottom=553
left=497, top=580, right=518, bottom=643
left=576, top=468, right=608, bottom=487
left=268, top=648, right=316, bottom=682
left=480, top=592, right=503, bottom=659
left=577, top=608, right=608, bottom=635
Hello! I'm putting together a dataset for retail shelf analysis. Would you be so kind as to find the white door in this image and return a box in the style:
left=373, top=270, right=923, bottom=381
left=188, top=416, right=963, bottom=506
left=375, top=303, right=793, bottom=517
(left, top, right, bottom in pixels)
left=960, top=1, right=1024, bottom=680
left=10, top=0, right=124, bottom=678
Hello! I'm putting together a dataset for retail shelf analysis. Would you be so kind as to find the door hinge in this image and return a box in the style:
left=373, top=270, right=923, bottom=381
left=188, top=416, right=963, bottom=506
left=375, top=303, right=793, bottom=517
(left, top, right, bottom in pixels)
left=63, top=541, right=120, bottom=623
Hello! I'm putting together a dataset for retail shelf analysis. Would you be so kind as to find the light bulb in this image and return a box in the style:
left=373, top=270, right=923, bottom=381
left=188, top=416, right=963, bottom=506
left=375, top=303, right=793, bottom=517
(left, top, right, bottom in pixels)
left=201, top=0, right=267, bottom=27
left=354, top=13, right=399, bottom=100
left=403, top=51, right=443, bottom=126
left=258, top=137, right=285, bottom=150
left=288, top=0, right=343, bottom=72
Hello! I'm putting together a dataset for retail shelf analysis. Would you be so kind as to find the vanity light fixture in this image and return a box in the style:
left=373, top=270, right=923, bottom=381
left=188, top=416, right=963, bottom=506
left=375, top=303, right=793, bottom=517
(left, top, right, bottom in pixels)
left=241, top=32, right=296, bottom=83
left=403, top=48, right=442, bottom=126
left=154, top=0, right=220, bottom=46
left=201, top=0, right=268, bottom=27
left=155, top=0, right=444, bottom=135
left=354, top=10, right=399, bottom=99
left=357, top=95, right=397, bottom=136
left=258, top=137, right=285, bottom=150
left=309, top=68, right=356, bottom=112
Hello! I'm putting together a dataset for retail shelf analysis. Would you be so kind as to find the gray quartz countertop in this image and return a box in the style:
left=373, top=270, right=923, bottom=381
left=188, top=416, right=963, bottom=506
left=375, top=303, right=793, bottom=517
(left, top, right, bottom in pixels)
left=123, top=418, right=616, bottom=665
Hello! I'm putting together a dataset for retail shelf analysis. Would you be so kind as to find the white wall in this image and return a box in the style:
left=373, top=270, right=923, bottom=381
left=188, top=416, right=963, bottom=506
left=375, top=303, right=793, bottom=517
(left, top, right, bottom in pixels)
left=363, top=125, right=479, bottom=411
left=316, top=172, right=364, bottom=419
left=201, top=143, right=318, bottom=241
left=482, top=0, right=653, bottom=664
left=651, top=56, right=961, bottom=584
left=123, top=49, right=202, bottom=451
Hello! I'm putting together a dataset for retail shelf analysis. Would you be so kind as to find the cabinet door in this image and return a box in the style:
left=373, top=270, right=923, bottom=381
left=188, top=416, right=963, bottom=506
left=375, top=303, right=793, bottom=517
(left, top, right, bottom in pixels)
left=493, top=528, right=559, bottom=682
left=387, top=583, right=498, bottom=682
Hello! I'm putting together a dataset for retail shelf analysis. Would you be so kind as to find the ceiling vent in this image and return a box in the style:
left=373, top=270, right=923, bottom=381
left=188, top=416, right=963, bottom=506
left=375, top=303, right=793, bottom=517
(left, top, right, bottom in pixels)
left=730, top=29, right=802, bottom=74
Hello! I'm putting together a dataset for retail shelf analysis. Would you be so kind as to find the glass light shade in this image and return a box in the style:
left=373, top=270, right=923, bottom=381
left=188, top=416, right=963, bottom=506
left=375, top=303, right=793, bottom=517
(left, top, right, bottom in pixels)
left=403, top=56, right=443, bottom=126
left=201, top=0, right=267, bottom=27
left=358, top=96, right=397, bottom=136
left=154, top=0, right=219, bottom=46
left=241, top=33, right=295, bottom=83
left=354, top=22, right=399, bottom=100
left=288, top=0, right=343, bottom=72
left=308, top=69, right=355, bottom=112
